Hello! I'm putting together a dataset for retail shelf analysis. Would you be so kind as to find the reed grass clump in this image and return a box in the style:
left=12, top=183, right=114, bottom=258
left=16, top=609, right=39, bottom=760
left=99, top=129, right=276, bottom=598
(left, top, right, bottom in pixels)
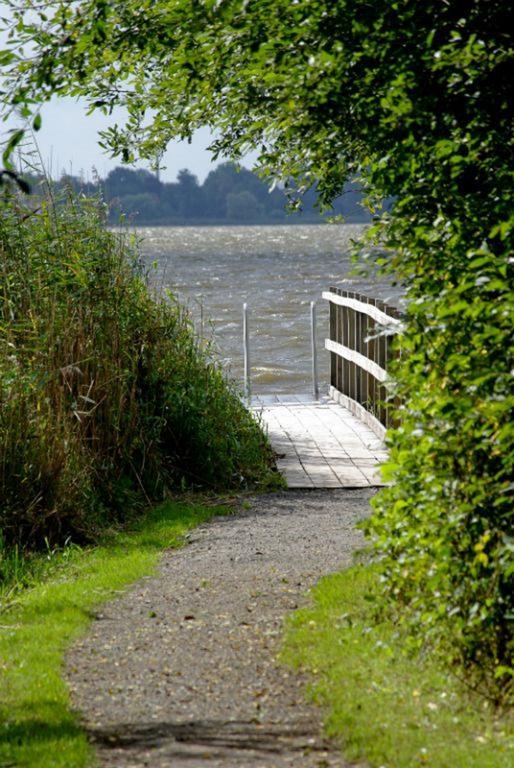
left=0, top=192, right=276, bottom=552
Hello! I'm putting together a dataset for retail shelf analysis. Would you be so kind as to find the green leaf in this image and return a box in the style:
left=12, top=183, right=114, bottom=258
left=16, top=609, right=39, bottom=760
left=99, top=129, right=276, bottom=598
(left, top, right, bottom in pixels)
left=2, top=128, right=25, bottom=165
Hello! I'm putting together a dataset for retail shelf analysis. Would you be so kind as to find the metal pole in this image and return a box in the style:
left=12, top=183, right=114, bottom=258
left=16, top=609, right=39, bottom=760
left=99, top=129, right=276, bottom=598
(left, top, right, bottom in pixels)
left=311, top=301, right=319, bottom=400
left=243, top=302, right=251, bottom=402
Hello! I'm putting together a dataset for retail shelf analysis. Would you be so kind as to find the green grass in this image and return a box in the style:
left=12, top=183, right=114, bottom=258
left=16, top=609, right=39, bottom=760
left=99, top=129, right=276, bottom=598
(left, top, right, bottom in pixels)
left=0, top=499, right=225, bottom=768
left=283, top=564, right=513, bottom=768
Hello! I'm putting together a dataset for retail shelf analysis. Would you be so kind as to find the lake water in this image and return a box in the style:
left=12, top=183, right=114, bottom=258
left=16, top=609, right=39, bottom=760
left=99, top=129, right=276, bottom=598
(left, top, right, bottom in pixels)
left=136, top=224, right=399, bottom=395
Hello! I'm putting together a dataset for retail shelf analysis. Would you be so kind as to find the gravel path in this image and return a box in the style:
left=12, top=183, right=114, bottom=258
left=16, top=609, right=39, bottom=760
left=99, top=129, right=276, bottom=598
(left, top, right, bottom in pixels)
left=66, top=489, right=375, bottom=767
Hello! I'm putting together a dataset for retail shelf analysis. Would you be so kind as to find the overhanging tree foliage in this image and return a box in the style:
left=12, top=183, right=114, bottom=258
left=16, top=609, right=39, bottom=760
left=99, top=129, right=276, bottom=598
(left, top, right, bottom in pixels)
left=2, top=0, right=513, bottom=698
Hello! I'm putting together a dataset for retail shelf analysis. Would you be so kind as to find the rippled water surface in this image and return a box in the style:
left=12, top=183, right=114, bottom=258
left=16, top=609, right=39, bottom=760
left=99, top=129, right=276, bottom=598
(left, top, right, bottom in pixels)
left=136, top=225, right=399, bottom=395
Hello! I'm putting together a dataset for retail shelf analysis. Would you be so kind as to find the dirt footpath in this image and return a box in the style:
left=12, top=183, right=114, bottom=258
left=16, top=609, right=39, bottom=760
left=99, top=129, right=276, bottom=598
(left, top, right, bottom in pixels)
left=66, top=489, right=375, bottom=767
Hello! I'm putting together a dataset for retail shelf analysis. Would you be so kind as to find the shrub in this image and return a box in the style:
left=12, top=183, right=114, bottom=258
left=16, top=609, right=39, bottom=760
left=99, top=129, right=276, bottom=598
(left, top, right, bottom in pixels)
left=0, top=192, right=276, bottom=550
left=365, top=212, right=513, bottom=703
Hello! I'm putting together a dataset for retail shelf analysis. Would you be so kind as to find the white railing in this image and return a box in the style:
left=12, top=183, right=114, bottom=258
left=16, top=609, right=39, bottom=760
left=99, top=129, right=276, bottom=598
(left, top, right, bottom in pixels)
left=323, top=288, right=403, bottom=436
left=242, top=301, right=320, bottom=401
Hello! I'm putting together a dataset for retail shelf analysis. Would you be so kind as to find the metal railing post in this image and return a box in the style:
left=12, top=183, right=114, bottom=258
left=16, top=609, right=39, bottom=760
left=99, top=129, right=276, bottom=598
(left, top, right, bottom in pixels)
left=310, top=301, right=319, bottom=400
left=243, top=302, right=251, bottom=402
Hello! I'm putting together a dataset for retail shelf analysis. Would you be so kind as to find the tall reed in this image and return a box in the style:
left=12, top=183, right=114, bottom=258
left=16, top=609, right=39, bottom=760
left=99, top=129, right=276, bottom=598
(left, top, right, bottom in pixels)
left=0, top=190, right=276, bottom=552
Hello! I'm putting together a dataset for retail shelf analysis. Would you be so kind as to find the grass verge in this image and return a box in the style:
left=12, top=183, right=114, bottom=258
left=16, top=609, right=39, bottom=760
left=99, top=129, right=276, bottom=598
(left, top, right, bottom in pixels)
left=0, top=499, right=226, bottom=768
left=282, top=564, right=513, bottom=768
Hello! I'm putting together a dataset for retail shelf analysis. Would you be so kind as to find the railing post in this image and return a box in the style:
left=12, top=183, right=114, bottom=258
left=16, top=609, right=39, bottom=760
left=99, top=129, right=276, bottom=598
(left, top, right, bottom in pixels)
left=329, top=289, right=336, bottom=388
left=338, top=289, right=345, bottom=394
left=243, top=302, right=251, bottom=402
left=340, top=290, right=347, bottom=396
left=196, top=294, right=204, bottom=343
left=310, top=301, right=319, bottom=400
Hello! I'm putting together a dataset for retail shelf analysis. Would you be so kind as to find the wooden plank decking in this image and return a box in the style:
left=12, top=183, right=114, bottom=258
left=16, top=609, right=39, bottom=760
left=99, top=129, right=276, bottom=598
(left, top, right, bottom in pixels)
left=252, top=395, right=387, bottom=488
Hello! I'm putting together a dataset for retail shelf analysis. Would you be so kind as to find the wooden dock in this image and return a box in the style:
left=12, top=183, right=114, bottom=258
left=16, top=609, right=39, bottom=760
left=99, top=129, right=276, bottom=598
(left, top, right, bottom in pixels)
left=252, top=395, right=387, bottom=488
left=246, top=288, right=402, bottom=489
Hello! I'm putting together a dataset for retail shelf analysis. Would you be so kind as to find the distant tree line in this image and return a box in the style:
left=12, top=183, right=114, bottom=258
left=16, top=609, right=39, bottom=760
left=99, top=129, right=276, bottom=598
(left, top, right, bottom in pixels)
left=52, top=162, right=374, bottom=225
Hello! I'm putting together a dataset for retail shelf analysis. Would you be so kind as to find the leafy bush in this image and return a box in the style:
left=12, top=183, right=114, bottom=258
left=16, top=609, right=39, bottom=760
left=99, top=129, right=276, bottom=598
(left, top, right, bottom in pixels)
left=367, top=223, right=513, bottom=702
left=0, top=193, right=276, bottom=550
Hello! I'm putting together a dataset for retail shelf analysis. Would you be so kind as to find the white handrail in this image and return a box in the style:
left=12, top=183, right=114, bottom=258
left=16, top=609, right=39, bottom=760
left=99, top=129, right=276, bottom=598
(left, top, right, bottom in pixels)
left=322, top=291, right=402, bottom=328
left=325, top=339, right=388, bottom=383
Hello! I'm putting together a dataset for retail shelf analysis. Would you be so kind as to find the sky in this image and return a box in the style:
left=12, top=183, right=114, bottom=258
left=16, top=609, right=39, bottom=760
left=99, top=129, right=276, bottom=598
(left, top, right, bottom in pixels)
left=9, top=96, right=256, bottom=183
